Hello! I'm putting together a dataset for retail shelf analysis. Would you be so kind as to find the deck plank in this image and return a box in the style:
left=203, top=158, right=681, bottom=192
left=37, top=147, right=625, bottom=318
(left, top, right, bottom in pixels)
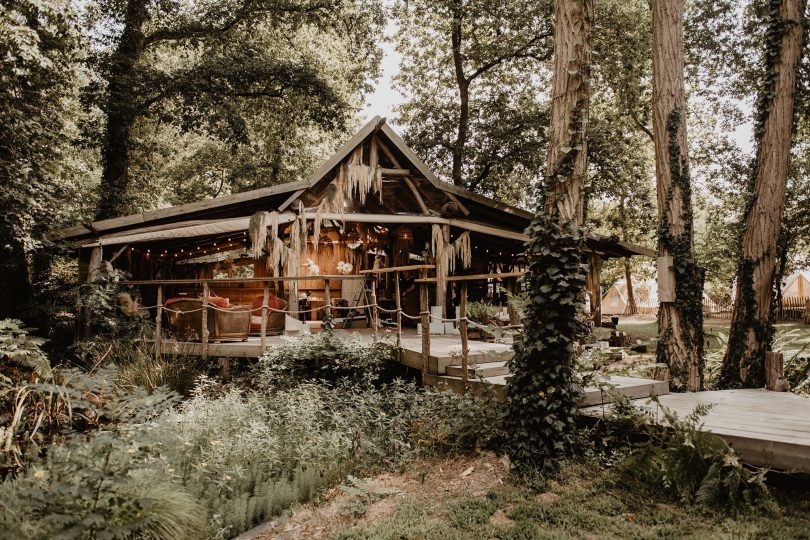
left=581, top=389, right=810, bottom=472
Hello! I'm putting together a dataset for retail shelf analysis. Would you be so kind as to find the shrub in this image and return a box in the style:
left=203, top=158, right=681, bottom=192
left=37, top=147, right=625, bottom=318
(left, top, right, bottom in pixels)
left=617, top=399, right=772, bottom=513
left=255, top=330, right=397, bottom=386
left=114, top=342, right=208, bottom=396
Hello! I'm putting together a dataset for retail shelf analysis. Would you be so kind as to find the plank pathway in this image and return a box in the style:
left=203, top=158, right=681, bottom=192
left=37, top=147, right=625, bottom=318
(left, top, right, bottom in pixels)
left=156, top=329, right=810, bottom=472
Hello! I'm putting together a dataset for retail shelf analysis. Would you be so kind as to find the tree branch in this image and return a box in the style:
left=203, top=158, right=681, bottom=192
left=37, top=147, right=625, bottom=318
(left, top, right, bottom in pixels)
left=466, top=32, right=552, bottom=82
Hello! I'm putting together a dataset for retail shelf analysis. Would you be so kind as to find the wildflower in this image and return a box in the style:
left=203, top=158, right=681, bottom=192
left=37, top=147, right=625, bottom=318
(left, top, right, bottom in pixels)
left=33, top=469, right=46, bottom=480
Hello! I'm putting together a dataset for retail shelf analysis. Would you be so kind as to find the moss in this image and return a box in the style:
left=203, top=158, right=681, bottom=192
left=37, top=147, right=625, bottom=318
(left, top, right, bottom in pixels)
left=722, top=0, right=801, bottom=388
left=655, top=108, right=705, bottom=390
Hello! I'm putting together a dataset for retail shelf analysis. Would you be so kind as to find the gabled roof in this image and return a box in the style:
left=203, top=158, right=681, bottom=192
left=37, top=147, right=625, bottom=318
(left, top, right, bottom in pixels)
left=52, top=116, right=654, bottom=259
left=53, top=116, right=532, bottom=244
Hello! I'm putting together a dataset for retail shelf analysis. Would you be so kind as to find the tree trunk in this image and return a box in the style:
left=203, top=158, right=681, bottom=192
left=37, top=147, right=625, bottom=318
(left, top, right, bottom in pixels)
left=651, top=0, right=704, bottom=391
left=450, top=0, right=469, bottom=188
left=96, top=0, right=149, bottom=219
left=623, top=259, right=638, bottom=315
left=721, top=0, right=805, bottom=388
left=544, top=0, right=593, bottom=226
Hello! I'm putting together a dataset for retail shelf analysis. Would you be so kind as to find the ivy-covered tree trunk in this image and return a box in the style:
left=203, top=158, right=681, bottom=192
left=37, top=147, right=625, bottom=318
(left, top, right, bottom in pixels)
left=720, top=0, right=806, bottom=388
left=96, top=0, right=149, bottom=219
left=505, top=0, right=592, bottom=473
left=651, top=0, right=704, bottom=392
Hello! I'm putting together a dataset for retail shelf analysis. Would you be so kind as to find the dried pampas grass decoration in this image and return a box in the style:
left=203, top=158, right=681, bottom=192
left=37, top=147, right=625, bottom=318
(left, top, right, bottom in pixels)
left=248, top=211, right=271, bottom=260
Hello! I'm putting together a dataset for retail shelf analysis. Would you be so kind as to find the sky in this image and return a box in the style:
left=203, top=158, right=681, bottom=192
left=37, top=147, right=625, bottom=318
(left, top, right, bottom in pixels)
left=360, top=21, right=403, bottom=127
left=358, top=17, right=755, bottom=155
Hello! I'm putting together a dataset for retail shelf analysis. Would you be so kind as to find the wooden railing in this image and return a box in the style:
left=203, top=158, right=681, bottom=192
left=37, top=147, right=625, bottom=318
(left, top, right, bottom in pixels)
left=108, top=266, right=524, bottom=389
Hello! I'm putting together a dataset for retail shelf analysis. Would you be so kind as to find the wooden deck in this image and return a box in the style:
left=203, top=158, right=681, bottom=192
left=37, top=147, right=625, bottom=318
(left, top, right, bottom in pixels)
left=156, top=329, right=810, bottom=473
left=582, top=389, right=810, bottom=473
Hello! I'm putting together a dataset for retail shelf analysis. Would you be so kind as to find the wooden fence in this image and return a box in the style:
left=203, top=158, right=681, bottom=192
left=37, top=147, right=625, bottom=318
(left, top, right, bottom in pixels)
left=623, top=297, right=808, bottom=322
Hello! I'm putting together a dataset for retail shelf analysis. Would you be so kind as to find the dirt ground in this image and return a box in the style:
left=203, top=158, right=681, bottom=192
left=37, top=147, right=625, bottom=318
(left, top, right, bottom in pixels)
left=244, top=453, right=511, bottom=540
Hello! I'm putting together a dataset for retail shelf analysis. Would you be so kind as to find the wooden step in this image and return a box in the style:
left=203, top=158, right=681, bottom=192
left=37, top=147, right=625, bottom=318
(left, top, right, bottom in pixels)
left=424, top=374, right=669, bottom=405
left=446, top=361, right=510, bottom=378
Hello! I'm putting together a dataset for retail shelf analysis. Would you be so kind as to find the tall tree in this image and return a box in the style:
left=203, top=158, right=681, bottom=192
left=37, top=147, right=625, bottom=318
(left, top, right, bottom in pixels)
left=0, top=0, right=81, bottom=319
left=651, top=0, right=705, bottom=391
left=721, top=0, right=807, bottom=388
left=506, top=0, right=593, bottom=473
left=88, top=0, right=382, bottom=219
left=394, top=0, right=552, bottom=202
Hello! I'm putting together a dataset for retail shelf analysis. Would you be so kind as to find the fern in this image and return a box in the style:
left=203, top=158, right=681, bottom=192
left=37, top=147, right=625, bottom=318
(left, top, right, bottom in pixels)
left=0, top=319, right=51, bottom=379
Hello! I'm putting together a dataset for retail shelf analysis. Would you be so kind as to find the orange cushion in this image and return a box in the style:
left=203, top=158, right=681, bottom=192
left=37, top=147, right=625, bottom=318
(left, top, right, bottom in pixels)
left=208, top=295, right=230, bottom=309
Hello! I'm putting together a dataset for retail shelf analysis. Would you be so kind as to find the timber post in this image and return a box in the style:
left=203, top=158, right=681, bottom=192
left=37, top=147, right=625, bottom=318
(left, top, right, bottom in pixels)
left=155, top=285, right=163, bottom=358
left=370, top=278, right=379, bottom=339
left=394, top=271, right=402, bottom=348
left=419, top=266, right=430, bottom=385
left=460, top=281, right=469, bottom=391
left=260, top=281, right=269, bottom=352
left=324, top=278, right=332, bottom=320
left=201, top=282, right=209, bottom=358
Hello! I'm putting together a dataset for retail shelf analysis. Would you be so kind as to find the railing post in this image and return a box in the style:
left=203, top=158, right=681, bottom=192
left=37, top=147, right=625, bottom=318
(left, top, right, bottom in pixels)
left=260, top=280, right=269, bottom=352
left=155, top=285, right=163, bottom=358
left=394, top=271, right=402, bottom=348
left=201, top=281, right=209, bottom=357
left=419, top=267, right=430, bottom=385
left=370, top=277, right=379, bottom=338
left=324, top=278, right=332, bottom=320
left=460, top=281, right=469, bottom=391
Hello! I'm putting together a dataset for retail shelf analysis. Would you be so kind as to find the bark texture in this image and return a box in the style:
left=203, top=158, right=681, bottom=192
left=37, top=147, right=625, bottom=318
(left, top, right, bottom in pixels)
left=722, top=0, right=806, bottom=388
left=96, top=0, right=149, bottom=219
left=450, top=0, right=469, bottom=188
left=651, top=0, right=704, bottom=391
left=544, top=0, right=593, bottom=226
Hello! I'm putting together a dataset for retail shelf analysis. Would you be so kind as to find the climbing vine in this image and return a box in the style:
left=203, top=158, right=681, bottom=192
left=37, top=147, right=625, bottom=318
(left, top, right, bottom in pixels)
left=656, top=109, right=705, bottom=390
left=722, top=0, right=803, bottom=388
left=504, top=210, right=585, bottom=473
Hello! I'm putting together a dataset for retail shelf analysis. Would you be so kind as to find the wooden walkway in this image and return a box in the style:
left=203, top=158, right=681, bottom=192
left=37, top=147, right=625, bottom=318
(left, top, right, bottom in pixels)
left=582, top=389, right=810, bottom=473
left=156, top=329, right=810, bottom=473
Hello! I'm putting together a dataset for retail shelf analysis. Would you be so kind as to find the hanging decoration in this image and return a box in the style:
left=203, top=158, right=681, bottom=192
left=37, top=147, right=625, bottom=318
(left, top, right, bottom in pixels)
left=312, top=146, right=383, bottom=247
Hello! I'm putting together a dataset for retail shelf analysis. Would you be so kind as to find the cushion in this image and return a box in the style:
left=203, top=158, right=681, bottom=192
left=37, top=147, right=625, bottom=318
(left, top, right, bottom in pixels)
left=207, top=294, right=230, bottom=309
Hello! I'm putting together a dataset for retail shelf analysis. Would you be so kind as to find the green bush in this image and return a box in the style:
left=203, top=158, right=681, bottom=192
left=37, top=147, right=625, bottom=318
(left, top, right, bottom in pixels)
left=255, top=330, right=397, bottom=386
left=1, top=328, right=505, bottom=539
left=617, top=399, right=772, bottom=513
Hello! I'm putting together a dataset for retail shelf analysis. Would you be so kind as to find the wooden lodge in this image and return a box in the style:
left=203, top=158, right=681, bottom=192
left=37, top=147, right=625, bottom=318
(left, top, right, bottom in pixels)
left=52, top=118, right=810, bottom=474
left=55, top=116, right=652, bottom=345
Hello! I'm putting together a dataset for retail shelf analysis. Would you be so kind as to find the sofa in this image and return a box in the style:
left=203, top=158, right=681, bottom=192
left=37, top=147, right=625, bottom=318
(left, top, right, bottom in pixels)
left=249, top=295, right=287, bottom=335
left=164, top=296, right=251, bottom=341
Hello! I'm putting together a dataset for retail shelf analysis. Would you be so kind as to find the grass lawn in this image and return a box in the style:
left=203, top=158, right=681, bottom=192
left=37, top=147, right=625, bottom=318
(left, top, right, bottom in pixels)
left=614, top=316, right=810, bottom=356
left=251, top=453, right=810, bottom=540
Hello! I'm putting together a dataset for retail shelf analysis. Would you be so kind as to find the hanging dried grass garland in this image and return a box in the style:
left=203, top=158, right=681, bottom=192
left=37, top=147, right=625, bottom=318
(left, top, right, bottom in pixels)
left=451, top=232, right=472, bottom=272
left=248, top=211, right=271, bottom=260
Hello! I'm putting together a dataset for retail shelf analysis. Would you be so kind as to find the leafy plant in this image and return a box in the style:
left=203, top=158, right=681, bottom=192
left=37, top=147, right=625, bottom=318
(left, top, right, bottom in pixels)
left=505, top=213, right=586, bottom=473
left=255, top=331, right=397, bottom=386
left=618, top=398, right=772, bottom=513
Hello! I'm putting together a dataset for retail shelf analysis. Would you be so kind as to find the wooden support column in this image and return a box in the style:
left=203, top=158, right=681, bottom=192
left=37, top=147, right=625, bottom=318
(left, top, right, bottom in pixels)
left=587, top=253, right=602, bottom=327
left=436, top=224, right=450, bottom=318
left=201, top=282, right=209, bottom=357
left=88, top=246, right=103, bottom=281
left=419, top=267, right=431, bottom=385
left=324, top=278, right=332, bottom=320
left=260, top=281, right=269, bottom=351
left=370, top=278, right=379, bottom=338
left=765, top=352, right=788, bottom=391
left=155, top=285, right=163, bottom=358
left=459, top=281, right=469, bottom=392
left=394, top=271, right=402, bottom=348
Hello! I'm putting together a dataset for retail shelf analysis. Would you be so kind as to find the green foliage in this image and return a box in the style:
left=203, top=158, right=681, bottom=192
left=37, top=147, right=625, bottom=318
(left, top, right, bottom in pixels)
left=115, top=343, right=208, bottom=396
left=393, top=0, right=552, bottom=201
left=618, top=400, right=772, bottom=513
left=256, top=331, right=397, bottom=386
left=656, top=108, right=706, bottom=390
left=84, top=0, right=384, bottom=217
left=0, top=0, right=85, bottom=317
left=505, top=213, right=586, bottom=473
left=0, top=320, right=51, bottom=378
left=466, top=301, right=501, bottom=324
